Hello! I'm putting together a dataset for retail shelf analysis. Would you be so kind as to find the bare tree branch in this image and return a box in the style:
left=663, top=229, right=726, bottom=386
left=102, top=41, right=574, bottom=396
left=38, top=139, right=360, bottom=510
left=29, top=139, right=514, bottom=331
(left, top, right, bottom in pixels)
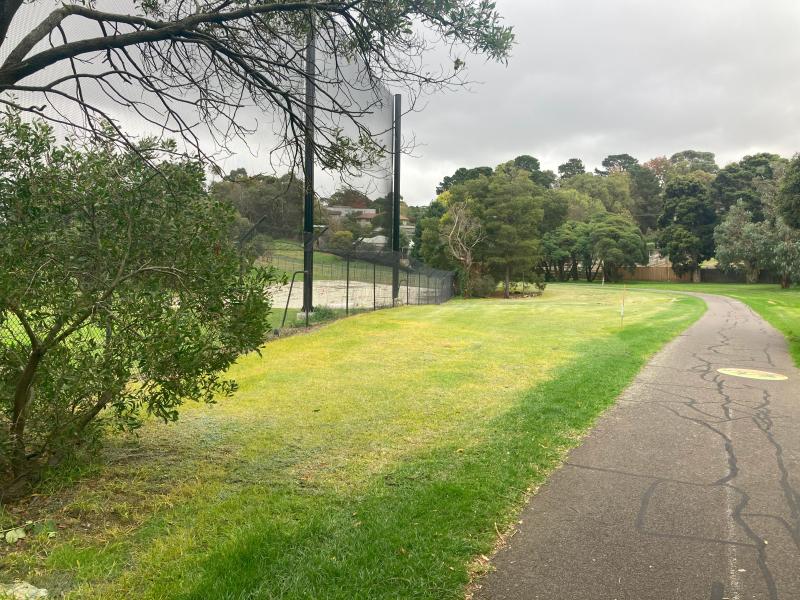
left=0, top=1, right=513, bottom=175
left=0, top=0, right=23, bottom=51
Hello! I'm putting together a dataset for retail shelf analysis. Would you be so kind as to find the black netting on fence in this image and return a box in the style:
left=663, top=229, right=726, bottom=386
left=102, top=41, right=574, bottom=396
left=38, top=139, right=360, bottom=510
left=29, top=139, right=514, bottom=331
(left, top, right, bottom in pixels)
left=266, top=239, right=454, bottom=329
left=250, top=24, right=454, bottom=330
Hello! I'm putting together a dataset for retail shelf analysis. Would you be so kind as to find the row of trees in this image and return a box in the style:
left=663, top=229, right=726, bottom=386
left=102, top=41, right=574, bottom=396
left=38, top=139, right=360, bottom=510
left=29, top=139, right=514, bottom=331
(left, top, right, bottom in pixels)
left=415, top=155, right=649, bottom=296
left=415, top=150, right=800, bottom=293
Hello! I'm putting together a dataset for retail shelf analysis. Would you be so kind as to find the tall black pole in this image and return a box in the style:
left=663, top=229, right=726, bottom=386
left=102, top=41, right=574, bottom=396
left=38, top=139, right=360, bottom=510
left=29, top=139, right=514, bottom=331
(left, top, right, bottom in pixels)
left=391, top=94, right=402, bottom=302
left=302, top=22, right=316, bottom=315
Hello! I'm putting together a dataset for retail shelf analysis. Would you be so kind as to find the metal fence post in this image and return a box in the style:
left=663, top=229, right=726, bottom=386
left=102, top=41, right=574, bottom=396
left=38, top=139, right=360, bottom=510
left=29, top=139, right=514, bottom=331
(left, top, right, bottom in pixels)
left=406, top=271, right=409, bottom=305
left=373, top=262, right=376, bottom=311
left=346, top=253, right=350, bottom=316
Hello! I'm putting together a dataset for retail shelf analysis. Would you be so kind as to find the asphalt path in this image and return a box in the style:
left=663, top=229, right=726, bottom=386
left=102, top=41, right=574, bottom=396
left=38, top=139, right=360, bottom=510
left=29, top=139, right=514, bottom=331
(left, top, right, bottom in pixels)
left=475, top=293, right=800, bottom=600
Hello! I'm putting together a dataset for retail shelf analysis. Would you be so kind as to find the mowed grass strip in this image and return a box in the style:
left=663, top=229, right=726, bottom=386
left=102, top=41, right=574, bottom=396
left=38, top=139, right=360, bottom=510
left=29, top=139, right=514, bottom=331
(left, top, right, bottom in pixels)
left=0, top=286, right=704, bottom=599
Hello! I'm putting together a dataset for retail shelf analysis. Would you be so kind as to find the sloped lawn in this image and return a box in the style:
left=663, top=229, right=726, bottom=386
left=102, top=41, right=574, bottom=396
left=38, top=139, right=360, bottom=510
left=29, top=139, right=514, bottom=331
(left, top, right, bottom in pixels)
left=0, top=286, right=704, bottom=599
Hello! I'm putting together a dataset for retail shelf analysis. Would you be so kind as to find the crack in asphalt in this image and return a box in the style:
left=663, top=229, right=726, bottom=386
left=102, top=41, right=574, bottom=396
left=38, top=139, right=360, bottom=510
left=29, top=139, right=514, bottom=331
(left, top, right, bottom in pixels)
left=477, top=293, right=799, bottom=600
left=624, top=296, right=796, bottom=599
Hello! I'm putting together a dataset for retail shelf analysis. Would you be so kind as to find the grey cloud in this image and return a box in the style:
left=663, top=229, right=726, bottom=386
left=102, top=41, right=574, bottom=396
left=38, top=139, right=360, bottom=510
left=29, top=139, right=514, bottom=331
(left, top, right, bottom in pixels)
left=6, top=1, right=800, bottom=206
left=402, top=0, right=800, bottom=203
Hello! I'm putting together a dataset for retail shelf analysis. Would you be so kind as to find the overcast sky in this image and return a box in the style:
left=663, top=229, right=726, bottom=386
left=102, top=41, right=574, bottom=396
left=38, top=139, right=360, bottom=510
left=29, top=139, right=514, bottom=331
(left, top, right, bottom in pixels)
left=5, top=1, right=800, bottom=206
left=398, top=0, right=800, bottom=204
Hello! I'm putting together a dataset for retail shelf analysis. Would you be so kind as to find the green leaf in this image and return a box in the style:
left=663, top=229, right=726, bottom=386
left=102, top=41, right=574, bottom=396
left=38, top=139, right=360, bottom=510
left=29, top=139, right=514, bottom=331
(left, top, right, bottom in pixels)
left=5, top=527, right=26, bottom=544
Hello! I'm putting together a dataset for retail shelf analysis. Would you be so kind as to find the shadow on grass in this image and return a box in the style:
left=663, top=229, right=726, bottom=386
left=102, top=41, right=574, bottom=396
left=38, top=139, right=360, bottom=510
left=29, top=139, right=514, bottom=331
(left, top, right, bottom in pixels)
left=168, top=299, right=704, bottom=600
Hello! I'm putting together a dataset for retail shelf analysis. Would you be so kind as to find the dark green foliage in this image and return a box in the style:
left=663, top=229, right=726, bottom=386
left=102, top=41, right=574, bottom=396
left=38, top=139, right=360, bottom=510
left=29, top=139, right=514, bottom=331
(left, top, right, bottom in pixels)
left=669, top=150, right=719, bottom=175
left=557, top=158, right=586, bottom=179
left=657, top=175, right=717, bottom=275
left=0, top=112, right=279, bottom=481
left=371, top=195, right=394, bottom=234
left=462, top=167, right=545, bottom=297
left=657, top=226, right=703, bottom=276
left=470, top=273, right=498, bottom=297
left=587, top=213, right=648, bottom=281
left=711, top=153, right=786, bottom=220
left=543, top=214, right=645, bottom=282
left=416, top=199, right=451, bottom=268
left=512, top=155, right=556, bottom=188
left=328, top=188, right=373, bottom=209
left=778, top=155, right=800, bottom=229
left=628, top=165, right=663, bottom=232
left=436, top=166, right=493, bottom=195
left=211, top=170, right=304, bottom=238
left=512, top=154, right=541, bottom=173
left=596, top=153, right=639, bottom=175
left=540, top=189, right=570, bottom=233
left=541, top=221, right=582, bottom=281
left=713, top=202, right=770, bottom=283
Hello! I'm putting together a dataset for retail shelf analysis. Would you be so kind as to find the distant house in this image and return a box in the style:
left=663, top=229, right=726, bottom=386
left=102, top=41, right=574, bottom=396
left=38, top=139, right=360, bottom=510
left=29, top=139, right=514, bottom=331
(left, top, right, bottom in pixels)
left=326, top=206, right=377, bottom=222
left=368, top=212, right=410, bottom=226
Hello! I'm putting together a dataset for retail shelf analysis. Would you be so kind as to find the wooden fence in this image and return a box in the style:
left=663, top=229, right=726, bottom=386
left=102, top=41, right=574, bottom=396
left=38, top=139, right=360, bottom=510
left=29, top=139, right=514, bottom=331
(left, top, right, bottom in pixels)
left=620, top=266, right=692, bottom=283
left=619, top=266, right=779, bottom=284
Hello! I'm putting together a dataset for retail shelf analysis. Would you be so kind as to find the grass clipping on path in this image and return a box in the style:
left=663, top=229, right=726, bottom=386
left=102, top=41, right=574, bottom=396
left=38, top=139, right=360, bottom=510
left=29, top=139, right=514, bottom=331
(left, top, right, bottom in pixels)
left=1, top=286, right=704, bottom=599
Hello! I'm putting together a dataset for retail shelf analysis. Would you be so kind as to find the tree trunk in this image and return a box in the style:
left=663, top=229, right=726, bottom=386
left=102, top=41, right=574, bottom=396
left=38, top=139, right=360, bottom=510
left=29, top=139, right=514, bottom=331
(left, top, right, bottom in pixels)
left=11, top=348, right=44, bottom=477
left=781, top=274, right=791, bottom=289
left=746, top=266, right=759, bottom=284
left=504, top=266, right=510, bottom=299
left=463, top=260, right=473, bottom=298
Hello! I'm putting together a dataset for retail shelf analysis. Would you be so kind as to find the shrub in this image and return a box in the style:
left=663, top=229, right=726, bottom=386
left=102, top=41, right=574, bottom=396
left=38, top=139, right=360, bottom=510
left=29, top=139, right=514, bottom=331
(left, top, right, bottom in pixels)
left=0, top=112, right=280, bottom=484
left=470, top=274, right=498, bottom=297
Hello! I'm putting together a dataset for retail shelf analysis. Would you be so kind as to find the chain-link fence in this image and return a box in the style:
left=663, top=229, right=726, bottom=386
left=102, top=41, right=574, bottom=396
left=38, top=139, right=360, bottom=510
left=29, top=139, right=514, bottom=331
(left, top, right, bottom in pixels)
left=253, top=25, right=455, bottom=331
left=264, top=238, right=454, bottom=330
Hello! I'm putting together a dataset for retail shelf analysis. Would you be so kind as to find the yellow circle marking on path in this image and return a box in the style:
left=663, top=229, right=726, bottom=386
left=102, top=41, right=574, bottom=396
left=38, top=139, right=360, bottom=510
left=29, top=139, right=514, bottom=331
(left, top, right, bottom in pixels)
left=717, top=368, right=788, bottom=381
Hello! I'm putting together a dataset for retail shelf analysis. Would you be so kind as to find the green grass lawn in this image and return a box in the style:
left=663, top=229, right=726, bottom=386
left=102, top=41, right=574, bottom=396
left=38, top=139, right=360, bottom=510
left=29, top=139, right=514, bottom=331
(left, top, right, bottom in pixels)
left=0, top=286, right=704, bottom=599
left=606, top=282, right=800, bottom=366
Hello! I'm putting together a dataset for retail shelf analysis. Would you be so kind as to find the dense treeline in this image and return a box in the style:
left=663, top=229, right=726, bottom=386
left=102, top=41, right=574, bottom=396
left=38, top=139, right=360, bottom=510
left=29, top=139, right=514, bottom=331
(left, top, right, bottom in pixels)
left=414, top=151, right=800, bottom=294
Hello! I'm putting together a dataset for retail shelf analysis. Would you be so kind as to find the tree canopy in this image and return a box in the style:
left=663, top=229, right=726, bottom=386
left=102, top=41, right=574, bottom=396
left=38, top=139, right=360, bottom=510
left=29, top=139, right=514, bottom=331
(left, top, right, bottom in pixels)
left=423, top=146, right=800, bottom=285
left=511, top=155, right=556, bottom=188
left=558, top=158, right=586, bottom=179
left=596, top=153, right=638, bottom=175
left=714, top=202, right=770, bottom=283
left=778, top=155, right=800, bottom=229
left=657, top=175, right=717, bottom=275
left=669, top=150, right=719, bottom=176
left=561, top=172, right=633, bottom=215
left=711, top=153, right=786, bottom=220
left=454, top=167, right=544, bottom=296
left=436, top=166, right=494, bottom=195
